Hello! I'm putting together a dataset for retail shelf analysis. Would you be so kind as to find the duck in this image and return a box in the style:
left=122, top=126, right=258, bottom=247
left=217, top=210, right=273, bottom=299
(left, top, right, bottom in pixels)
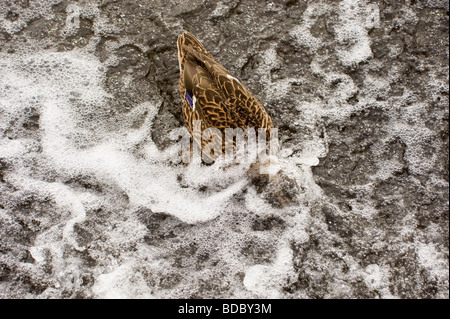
left=176, top=32, right=274, bottom=163
left=176, top=32, right=301, bottom=208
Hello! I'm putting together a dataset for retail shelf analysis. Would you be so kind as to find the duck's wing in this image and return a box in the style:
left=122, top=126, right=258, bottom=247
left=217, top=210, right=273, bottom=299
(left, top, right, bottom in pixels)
left=181, top=42, right=274, bottom=132
left=178, top=33, right=233, bottom=131
left=178, top=32, right=273, bottom=143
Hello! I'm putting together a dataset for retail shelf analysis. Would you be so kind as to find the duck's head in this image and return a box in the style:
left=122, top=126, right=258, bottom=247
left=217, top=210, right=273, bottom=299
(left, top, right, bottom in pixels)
left=177, top=32, right=207, bottom=72
left=177, top=32, right=210, bottom=110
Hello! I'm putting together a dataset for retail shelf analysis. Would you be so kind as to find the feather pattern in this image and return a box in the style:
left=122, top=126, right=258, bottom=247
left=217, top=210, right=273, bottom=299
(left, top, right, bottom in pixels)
left=177, top=32, right=274, bottom=162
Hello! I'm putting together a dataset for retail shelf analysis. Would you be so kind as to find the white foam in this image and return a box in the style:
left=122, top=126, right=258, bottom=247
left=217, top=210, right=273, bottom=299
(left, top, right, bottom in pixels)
left=243, top=242, right=295, bottom=298
left=289, top=3, right=324, bottom=52
left=363, top=264, right=392, bottom=297
left=334, top=0, right=375, bottom=67
left=388, top=121, right=439, bottom=176
left=416, top=242, right=449, bottom=282
left=28, top=246, right=47, bottom=264
left=0, top=0, right=63, bottom=35
left=3, top=47, right=316, bottom=231
left=290, top=0, right=376, bottom=68
left=92, top=262, right=154, bottom=299
left=0, top=50, right=235, bottom=225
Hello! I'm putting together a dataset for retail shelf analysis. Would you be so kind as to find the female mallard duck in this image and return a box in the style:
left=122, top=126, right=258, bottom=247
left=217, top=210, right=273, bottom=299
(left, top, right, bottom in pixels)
left=177, top=32, right=273, bottom=163
left=177, top=32, right=300, bottom=208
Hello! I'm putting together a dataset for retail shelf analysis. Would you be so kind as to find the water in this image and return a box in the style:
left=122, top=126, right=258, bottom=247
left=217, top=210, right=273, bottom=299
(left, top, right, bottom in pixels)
left=0, top=0, right=448, bottom=298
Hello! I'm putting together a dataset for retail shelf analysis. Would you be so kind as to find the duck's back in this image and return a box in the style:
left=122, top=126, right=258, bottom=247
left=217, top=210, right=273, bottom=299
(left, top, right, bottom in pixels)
left=177, top=32, right=273, bottom=160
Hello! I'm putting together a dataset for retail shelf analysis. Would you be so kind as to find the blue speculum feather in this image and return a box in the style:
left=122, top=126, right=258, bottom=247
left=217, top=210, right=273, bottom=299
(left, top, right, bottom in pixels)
left=185, top=90, right=193, bottom=108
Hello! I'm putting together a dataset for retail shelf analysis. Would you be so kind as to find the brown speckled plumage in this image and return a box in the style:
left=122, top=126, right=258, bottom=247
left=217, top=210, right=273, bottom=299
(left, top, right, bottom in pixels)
left=177, top=32, right=273, bottom=161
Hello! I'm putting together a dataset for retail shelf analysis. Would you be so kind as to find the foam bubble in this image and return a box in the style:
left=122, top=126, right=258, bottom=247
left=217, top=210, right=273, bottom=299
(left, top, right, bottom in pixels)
left=334, top=0, right=375, bottom=67
left=416, top=242, right=449, bottom=282
left=0, top=0, right=63, bottom=35
left=92, top=262, right=154, bottom=299
left=289, top=3, right=324, bottom=52
left=243, top=243, right=295, bottom=298
left=363, top=264, right=392, bottom=297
